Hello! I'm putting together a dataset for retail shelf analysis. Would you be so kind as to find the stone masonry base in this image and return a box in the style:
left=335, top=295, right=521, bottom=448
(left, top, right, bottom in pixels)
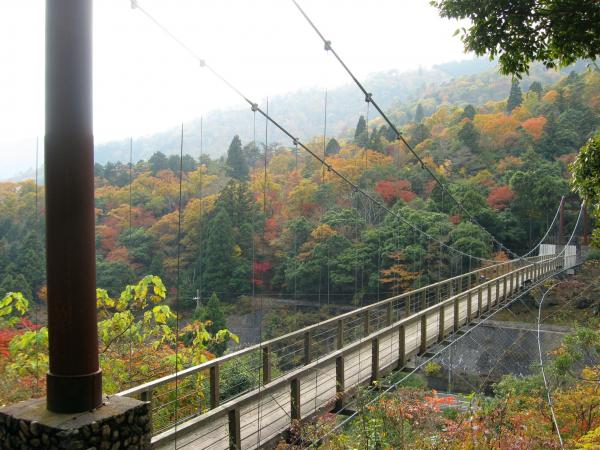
left=0, top=395, right=151, bottom=450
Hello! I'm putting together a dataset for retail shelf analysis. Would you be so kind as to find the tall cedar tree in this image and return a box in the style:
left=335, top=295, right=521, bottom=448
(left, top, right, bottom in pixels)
left=226, top=135, right=249, bottom=180
left=462, top=104, right=476, bottom=120
left=325, top=138, right=341, bottom=156
left=507, top=79, right=523, bottom=113
left=415, top=103, right=424, bottom=123
left=529, top=81, right=543, bottom=98
left=354, top=115, right=368, bottom=147
left=201, top=208, right=237, bottom=297
left=458, top=120, right=480, bottom=151
left=148, top=151, right=169, bottom=175
left=412, top=123, right=430, bottom=146
left=215, top=180, right=254, bottom=256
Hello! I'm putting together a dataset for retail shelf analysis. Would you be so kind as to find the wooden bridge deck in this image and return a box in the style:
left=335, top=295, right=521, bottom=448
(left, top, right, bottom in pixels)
left=117, top=256, right=558, bottom=449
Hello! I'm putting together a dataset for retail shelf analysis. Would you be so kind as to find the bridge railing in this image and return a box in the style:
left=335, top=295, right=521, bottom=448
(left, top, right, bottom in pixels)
left=118, top=255, right=551, bottom=440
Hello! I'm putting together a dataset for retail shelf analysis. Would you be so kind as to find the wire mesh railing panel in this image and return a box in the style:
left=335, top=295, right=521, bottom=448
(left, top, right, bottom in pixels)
left=218, top=350, right=262, bottom=405
left=311, top=323, right=338, bottom=359
left=150, top=374, right=210, bottom=435
left=343, top=314, right=364, bottom=344
left=392, top=297, right=406, bottom=320
left=273, top=335, right=307, bottom=374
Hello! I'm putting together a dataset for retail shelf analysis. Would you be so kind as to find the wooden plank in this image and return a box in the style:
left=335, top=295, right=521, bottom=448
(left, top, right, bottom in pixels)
left=398, top=324, right=405, bottom=369
left=386, top=301, right=393, bottom=326
left=262, top=345, right=272, bottom=385
left=453, top=297, right=459, bottom=332
left=371, top=338, right=380, bottom=384
left=304, top=331, right=312, bottom=365
left=419, top=314, right=427, bottom=354
left=467, top=291, right=472, bottom=322
left=437, top=305, right=445, bottom=343
left=228, top=408, right=241, bottom=450
left=210, top=364, right=220, bottom=409
left=336, top=318, right=344, bottom=350
left=140, top=389, right=152, bottom=404
left=291, top=378, right=301, bottom=421
left=335, top=355, right=344, bottom=410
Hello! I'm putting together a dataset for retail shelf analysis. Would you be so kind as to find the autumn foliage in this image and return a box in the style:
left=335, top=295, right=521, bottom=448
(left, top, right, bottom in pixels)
left=374, top=179, right=416, bottom=204
left=522, top=116, right=547, bottom=140
left=487, top=185, right=515, bottom=210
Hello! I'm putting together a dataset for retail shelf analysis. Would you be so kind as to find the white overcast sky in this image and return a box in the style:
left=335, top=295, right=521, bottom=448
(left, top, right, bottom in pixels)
left=0, top=0, right=470, bottom=178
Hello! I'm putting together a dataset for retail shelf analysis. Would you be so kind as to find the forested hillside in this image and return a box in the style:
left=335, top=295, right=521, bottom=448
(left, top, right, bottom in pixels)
left=93, top=59, right=588, bottom=164
left=1, top=68, right=598, bottom=309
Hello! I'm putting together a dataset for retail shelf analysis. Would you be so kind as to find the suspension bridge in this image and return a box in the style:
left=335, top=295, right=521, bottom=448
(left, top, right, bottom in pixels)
left=0, top=1, right=592, bottom=450
left=110, top=3, right=590, bottom=448
left=119, top=249, right=581, bottom=449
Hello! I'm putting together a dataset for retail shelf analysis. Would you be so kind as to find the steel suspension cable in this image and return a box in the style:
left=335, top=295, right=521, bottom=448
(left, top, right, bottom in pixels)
left=198, top=117, right=204, bottom=307
left=290, top=0, right=527, bottom=261
left=128, top=137, right=134, bottom=387
left=521, top=196, right=563, bottom=258
left=537, top=281, right=566, bottom=449
left=34, top=137, right=40, bottom=396
left=127, top=0, right=510, bottom=266
left=173, top=123, right=185, bottom=447
left=307, top=205, right=584, bottom=448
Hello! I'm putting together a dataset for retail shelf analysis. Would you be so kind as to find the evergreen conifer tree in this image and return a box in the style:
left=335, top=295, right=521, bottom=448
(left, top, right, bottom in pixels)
left=201, top=208, right=236, bottom=297
left=148, top=151, right=169, bottom=175
left=226, top=135, right=249, bottom=180
left=529, top=81, right=543, bottom=98
left=325, top=138, right=341, bottom=156
left=368, top=127, right=383, bottom=152
left=461, top=104, right=476, bottom=120
left=507, top=79, right=523, bottom=113
left=354, top=116, right=368, bottom=146
left=412, top=123, right=430, bottom=146
left=458, top=120, right=480, bottom=151
left=415, top=103, right=424, bottom=123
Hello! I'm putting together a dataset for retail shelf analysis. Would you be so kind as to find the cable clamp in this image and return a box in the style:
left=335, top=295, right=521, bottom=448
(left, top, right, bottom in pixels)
left=293, top=137, right=299, bottom=146
left=251, top=103, right=259, bottom=112
left=365, top=93, right=372, bottom=103
left=324, top=40, right=332, bottom=51
left=326, top=164, right=332, bottom=172
left=199, top=59, right=206, bottom=68
left=130, top=0, right=138, bottom=9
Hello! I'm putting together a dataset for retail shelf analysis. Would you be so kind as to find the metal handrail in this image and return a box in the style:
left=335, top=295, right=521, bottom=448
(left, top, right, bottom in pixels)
left=148, top=256, right=557, bottom=445
left=118, top=256, right=545, bottom=398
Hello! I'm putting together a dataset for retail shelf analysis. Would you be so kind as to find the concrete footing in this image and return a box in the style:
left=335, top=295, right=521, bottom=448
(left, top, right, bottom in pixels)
left=0, top=395, right=151, bottom=449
